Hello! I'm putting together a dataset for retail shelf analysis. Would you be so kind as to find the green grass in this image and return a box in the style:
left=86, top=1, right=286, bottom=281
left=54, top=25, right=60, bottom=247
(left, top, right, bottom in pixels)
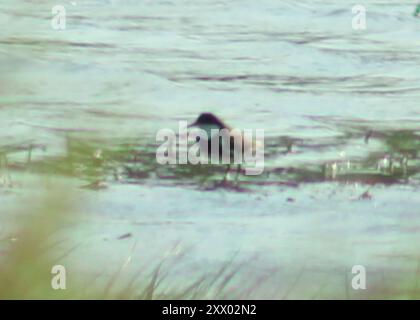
left=414, top=4, right=420, bottom=17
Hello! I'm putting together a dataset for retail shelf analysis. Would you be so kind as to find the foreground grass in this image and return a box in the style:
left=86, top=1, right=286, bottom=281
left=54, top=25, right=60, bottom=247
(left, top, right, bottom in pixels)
left=0, top=185, right=238, bottom=299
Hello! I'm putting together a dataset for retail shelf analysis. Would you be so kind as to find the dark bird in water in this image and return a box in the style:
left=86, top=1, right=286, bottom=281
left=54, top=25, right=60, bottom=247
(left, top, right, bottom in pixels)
left=188, top=112, right=262, bottom=180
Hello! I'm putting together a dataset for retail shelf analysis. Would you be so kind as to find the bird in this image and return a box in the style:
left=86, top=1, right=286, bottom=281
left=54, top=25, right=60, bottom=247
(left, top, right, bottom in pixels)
left=187, top=112, right=262, bottom=179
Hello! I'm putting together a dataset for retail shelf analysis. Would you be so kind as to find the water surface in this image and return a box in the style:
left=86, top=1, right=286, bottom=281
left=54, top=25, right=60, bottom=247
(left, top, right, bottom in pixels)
left=1, top=0, right=420, bottom=298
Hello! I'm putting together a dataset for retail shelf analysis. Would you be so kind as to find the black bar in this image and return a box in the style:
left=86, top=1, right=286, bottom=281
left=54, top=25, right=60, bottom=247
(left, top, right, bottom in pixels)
left=0, top=300, right=418, bottom=318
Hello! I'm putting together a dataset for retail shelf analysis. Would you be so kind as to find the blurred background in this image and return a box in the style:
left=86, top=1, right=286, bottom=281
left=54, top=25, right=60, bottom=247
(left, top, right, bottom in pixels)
left=0, top=0, right=420, bottom=299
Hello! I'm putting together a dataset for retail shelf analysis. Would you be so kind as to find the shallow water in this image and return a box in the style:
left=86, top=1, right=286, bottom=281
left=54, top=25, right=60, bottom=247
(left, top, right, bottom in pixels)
left=1, top=1, right=420, bottom=298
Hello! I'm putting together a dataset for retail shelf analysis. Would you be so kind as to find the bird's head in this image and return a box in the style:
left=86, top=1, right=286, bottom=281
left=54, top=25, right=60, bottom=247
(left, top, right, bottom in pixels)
left=188, top=113, right=227, bottom=130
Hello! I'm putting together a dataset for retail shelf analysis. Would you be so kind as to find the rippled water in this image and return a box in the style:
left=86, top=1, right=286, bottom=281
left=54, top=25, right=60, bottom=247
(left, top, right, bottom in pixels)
left=1, top=1, right=420, bottom=298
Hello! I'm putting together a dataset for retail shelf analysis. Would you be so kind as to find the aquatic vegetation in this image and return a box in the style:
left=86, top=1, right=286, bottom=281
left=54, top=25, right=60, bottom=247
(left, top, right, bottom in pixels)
left=414, top=3, right=420, bottom=16
left=4, top=125, right=420, bottom=191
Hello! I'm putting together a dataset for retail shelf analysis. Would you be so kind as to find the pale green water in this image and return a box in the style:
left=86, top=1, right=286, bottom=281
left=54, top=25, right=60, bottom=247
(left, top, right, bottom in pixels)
left=1, top=1, right=420, bottom=298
